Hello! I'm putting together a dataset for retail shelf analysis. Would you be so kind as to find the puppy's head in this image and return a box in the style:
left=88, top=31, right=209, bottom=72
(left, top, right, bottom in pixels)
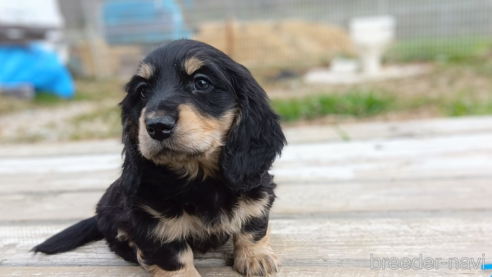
left=121, top=40, right=285, bottom=191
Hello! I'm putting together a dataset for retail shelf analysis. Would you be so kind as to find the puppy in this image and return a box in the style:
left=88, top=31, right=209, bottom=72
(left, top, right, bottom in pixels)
left=33, top=39, right=286, bottom=277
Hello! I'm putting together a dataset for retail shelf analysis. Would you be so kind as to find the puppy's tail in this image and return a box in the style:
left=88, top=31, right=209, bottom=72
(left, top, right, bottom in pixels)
left=32, top=216, right=103, bottom=254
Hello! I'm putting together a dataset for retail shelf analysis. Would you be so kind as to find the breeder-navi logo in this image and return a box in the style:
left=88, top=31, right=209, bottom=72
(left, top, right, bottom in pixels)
left=370, top=254, right=486, bottom=270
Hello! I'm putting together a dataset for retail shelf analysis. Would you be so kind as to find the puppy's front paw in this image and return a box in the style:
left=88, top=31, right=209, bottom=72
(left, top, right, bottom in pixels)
left=233, top=245, right=280, bottom=276
left=152, top=265, right=201, bottom=277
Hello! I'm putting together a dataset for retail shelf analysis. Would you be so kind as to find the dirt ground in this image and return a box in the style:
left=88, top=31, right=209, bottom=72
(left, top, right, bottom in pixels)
left=193, top=20, right=353, bottom=68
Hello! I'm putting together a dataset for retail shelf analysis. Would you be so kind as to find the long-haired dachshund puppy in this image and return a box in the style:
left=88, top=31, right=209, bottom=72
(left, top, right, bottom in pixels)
left=33, top=40, right=286, bottom=277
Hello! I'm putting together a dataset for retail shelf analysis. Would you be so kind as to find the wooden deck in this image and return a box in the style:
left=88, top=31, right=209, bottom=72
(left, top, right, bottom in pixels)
left=1, top=116, right=492, bottom=276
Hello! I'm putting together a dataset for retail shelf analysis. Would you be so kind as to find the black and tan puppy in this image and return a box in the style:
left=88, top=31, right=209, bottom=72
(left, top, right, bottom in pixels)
left=33, top=40, right=286, bottom=277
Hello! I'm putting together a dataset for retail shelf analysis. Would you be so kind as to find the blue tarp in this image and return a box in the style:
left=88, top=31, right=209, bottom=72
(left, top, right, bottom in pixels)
left=0, top=44, right=75, bottom=98
left=102, top=0, right=191, bottom=44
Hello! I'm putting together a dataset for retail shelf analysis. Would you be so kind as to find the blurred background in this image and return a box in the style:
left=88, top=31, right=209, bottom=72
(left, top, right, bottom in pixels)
left=1, top=0, right=491, bottom=143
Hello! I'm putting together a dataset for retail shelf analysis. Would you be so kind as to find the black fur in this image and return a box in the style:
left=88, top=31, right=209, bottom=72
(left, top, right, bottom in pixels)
left=220, top=63, right=285, bottom=191
left=33, top=40, right=286, bottom=275
left=32, top=216, right=103, bottom=254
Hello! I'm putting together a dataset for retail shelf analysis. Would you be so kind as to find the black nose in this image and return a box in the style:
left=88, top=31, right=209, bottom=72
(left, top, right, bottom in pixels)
left=146, top=116, right=176, bottom=141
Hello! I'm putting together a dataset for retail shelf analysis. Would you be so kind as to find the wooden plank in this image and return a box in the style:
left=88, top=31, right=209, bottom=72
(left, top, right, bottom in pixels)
left=1, top=151, right=490, bottom=189
left=274, top=133, right=492, bottom=182
left=273, top=153, right=492, bottom=183
left=1, top=134, right=491, bottom=187
left=272, top=179, right=492, bottom=214
left=0, top=192, right=99, bottom=221
left=0, top=154, right=121, bottom=175
left=2, top=133, right=492, bottom=176
left=2, top=179, right=492, bottom=221
left=1, top=179, right=491, bottom=222
left=0, top=170, right=118, bottom=194
left=277, top=133, right=492, bottom=164
left=0, top=169, right=120, bottom=195
left=1, top=153, right=490, bottom=195
left=1, top=217, right=491, bottom=268
left=0, top=140, right=123, bottom=158
left=0, top=266, right=486, bottom=277
left=0, top=267, right=148, bottom=277
left=285, top=115, right=492, bottom=143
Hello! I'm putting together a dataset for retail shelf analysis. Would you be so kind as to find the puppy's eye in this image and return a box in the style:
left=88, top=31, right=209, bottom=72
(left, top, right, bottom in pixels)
left=136, top=84, right=149, bottom=99
left=194, top=78, right=211, bottom=91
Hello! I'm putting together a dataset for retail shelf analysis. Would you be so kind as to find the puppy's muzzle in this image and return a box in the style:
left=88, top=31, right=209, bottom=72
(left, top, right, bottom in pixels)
left=146, top=116, right=176, bottom=141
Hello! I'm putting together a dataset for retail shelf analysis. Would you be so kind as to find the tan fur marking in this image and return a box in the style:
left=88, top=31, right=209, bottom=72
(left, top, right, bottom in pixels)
left=136, top=248, right=147, bottom=270
left=184, top=57, right=204, bottom=75
left=138, top=107, right=159, bottom=158
left=233, top=227, right=280, bottom=276
left=137, top=244, right=199, bottom=277
left=117, top=228, right=136, bottom=249
left=137, top=63, right=154, bottom=79
left=138, top=104, right=236, bottom=179
left=116, top=229, right=128, bottom=241
left=142, top=194, right=269, bottom=243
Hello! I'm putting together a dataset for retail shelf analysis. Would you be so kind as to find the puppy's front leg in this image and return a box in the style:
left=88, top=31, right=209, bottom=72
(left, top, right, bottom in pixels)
left=233, top=217, right=280, bottom=276
left=136, top=241, right=200, bottom=277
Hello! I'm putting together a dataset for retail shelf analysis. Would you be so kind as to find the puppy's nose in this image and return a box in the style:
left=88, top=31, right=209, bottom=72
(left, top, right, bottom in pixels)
left=146, top=116, right=176, bottom=141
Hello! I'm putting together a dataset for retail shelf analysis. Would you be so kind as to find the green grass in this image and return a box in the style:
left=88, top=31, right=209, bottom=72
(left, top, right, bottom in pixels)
left=0, top=79, right=124, bottom=115
left=442, top=94, right=492, bottom=117
left=272, top=90, right=394, bottom=121
left=68, top=105, right=122, bottom=140
left=34, top=92, right=66, bottom=105
left=387, top=37, right=492, bottom=64
left=34, top=90, right=95, bottom=105
left=272, top=89, right=492, bottom=122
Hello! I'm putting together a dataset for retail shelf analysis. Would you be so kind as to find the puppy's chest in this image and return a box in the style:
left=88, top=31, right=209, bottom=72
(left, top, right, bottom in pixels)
left=144, top=193, right=269, bottom=242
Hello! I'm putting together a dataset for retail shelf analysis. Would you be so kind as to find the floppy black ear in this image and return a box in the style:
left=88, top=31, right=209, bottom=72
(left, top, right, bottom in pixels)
left=119, top=88, right=143, bottom=197
left=220, top=65, right=286, bottom=191
left=120, top=143, right=141, bottom=197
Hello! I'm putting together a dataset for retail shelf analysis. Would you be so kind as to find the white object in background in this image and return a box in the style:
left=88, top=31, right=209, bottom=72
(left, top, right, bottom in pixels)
left=330, top=57, right=359, bottom=74
left=0, top=0, right=64, bottom=28
left=350, top=16, right=395, bottom=75
left=0, top=0, right=67, bottom=63
left=41, top=31, right=69, bottom=64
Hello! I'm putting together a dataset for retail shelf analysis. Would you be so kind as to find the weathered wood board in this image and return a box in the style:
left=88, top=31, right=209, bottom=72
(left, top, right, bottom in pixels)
left=2, top=134, right=491, bottom=182
left=1, top=116, right=491, bottom=276
left=1, top=179, right=492, bottom=222
left=2, top=217, right=491, bottom=268
left=1, top=267, right=488, bottom=277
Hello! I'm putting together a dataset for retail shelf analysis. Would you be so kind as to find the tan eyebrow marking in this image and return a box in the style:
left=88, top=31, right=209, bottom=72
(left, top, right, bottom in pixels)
left=184, top=57, right=204, bottom=75
left=136, top=63, right=154, bottom=79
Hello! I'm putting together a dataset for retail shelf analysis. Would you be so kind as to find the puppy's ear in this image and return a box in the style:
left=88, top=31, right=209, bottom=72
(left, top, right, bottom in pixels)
left=119, top=86, right=142, bottom=196
left=220, top=64, right=286, bottom=191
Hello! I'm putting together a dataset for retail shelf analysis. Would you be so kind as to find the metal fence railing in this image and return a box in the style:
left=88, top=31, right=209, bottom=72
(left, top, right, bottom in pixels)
left=58, top=0, right=492, bottom=78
